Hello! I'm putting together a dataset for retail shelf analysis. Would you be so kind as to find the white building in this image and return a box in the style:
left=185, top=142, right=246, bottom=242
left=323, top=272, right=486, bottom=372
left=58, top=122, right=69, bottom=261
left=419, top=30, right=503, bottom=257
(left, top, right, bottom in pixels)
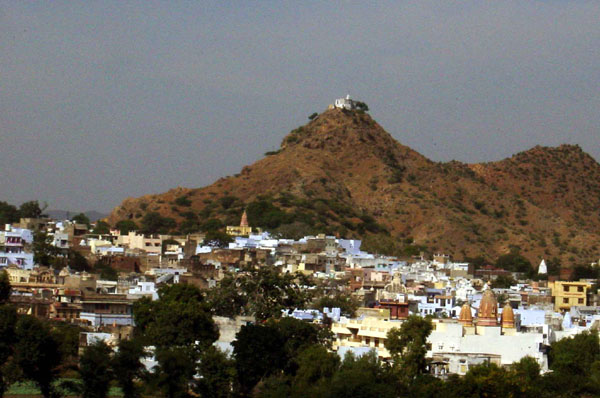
left=334, top=94, right=357, bottom=110
left=0, top=225, right=34, bottom=270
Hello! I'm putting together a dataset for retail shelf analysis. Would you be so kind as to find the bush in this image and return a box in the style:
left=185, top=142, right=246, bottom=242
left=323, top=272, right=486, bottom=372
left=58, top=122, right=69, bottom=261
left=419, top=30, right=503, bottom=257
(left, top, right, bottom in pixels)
left=174, top=196, right=191, bottom=207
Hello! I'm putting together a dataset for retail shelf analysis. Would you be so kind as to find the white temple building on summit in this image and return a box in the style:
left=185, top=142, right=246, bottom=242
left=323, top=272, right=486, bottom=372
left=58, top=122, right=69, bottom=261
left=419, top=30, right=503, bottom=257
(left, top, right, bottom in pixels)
left=334, top=94, right=357, bottom=110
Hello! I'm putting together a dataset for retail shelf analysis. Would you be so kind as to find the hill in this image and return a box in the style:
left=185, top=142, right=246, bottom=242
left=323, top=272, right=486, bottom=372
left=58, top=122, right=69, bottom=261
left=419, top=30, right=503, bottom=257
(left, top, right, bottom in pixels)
left=106, top=108, right=600, bottom=266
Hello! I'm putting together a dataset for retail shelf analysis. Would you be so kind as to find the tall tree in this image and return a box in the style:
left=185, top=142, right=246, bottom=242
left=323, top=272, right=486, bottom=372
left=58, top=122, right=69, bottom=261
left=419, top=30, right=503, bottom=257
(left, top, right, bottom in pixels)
left=195, top=346, right=236, bottom=398
left=0, top=271, right=11, bottom=304
left=0, top=201, right=19, bottom=226
left=0, top=305, right=17, bottom=398
left=133, top=284, right=218, bottom=350
left=79, top=341, right=112, bottom=398
left=19, top=200, right=45, bottom=218
left=232, top=324, right=286, bottom=397
left=112, top=339, right=145, bottom=398
left=385, top=315, right=433, bottom=382
left=154, top=347, right=195, bottom=398
left=14, top=316, right=62, bottom=398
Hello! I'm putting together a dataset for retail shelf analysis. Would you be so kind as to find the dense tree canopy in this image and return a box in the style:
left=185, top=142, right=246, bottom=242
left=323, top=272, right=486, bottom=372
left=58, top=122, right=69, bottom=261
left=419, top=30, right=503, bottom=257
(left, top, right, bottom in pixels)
left=133, top=284, right=218, bottom=350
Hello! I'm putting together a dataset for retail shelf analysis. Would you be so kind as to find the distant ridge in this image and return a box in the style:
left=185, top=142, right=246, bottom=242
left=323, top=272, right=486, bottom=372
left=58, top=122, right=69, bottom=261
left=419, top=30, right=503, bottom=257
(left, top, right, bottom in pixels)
left=107, top=108, right=600, bottom=265
left=46, top=210, right=108, bottom=222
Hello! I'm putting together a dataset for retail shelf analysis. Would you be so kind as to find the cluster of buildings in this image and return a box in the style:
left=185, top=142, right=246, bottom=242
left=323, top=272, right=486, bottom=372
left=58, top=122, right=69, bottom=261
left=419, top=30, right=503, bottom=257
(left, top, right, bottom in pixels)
left=2, top=212, right=599, bottom=377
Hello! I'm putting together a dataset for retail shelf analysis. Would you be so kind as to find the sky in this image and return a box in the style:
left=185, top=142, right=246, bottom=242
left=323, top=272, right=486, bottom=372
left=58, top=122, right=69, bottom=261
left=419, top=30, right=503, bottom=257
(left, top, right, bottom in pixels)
left=2, top=1, right=599, bottom=212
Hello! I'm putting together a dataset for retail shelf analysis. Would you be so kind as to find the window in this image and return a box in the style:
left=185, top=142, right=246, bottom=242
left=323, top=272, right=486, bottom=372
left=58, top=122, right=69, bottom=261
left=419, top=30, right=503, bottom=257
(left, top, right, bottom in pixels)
left=578, top=286, right=584, bottom=292
left=374, top=338, right=379, bottom=347
left=563, top=298, right=569, bottom=304
left=563, top=285, right=569, bottom=292
left=578, top=298, right=584, bottom=304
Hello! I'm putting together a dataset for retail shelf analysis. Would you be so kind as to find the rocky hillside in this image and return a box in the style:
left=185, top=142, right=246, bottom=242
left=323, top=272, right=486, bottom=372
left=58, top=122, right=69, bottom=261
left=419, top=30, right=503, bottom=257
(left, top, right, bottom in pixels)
left=107, top=108, right=600, bottom=266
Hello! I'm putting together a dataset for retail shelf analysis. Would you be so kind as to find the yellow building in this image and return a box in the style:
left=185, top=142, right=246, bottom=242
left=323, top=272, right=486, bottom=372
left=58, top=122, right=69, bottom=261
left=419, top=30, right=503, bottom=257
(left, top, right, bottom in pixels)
left=226, top=210, right=253, bottom=237
left=549, top=280, right=592, bottom=312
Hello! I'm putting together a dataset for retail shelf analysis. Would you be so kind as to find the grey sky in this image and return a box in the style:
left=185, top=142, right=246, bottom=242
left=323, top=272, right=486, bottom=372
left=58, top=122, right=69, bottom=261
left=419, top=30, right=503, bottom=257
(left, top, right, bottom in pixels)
left=2, top=1, right=599, bottom=212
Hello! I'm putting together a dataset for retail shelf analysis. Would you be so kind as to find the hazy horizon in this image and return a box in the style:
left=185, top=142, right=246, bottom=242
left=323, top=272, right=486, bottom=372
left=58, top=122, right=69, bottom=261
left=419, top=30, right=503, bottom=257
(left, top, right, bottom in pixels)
left=2, top=1, right=599, bottom=212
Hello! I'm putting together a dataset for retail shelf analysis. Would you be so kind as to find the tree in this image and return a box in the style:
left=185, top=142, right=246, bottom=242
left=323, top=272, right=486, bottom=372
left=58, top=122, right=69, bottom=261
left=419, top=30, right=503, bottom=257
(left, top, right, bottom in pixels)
left=32, top=231, right=60, bottom=266
left=195, top=346, right=235, bottom=398
left=492, top=274, right=516, bottom=289
left=112, top=339, right=145, bottom=398
left=496, top=252, right=532, bottom=274
left=154, top=347, right=196, bottom=398
left=92, top=220, right=111, bottom=235
left=312, top=292, right=359, bottom=317
left=0, top=201, right=19, bottom=226
left=80, top=341, right=112, bottom=398
left=140, top=212, right=176, bottom=235
left=0, top=271, right=11, bottom=304
left=385, top=315, right=433, bottom=382
left=355, top=102, right=369, bottom=112
left=546, top=330, right=600, bottom=395
left=203, top=230, right=233, bottom=247
left=290, top=345, right=339, bottom=398
left=232, top=323, right=286, bottom=396
left=308, top=112, right=318, bottom=120
left=0, top=305, right=17, bottom=398
left=19, top=200, right=45, bottom=218
left=14, top=316, right=62, bottom=398
left=329, top=351, right=395, bottom=398
left=116, top=220, right=138, bottom=235
left=72, top=213, right=90, bottom=227
left=238, top=266, right=313, bottom=321
left=133, top=284, right=218, bottom=350
left=205, top=273, right=248, bottom=318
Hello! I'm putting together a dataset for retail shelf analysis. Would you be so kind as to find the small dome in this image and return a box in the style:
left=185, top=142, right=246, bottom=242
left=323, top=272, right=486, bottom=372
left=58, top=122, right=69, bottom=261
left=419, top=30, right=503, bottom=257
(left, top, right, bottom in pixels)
left=459, top=303, right=473, bottom=326
left=478, top=290, right=498, bottom=326
left=501, top=303, right=515, bottom=328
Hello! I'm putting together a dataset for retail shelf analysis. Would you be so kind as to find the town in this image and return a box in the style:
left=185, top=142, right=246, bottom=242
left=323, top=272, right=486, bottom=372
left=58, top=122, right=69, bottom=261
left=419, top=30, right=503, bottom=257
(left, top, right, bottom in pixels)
left=1, top=197, right=599, bottom=397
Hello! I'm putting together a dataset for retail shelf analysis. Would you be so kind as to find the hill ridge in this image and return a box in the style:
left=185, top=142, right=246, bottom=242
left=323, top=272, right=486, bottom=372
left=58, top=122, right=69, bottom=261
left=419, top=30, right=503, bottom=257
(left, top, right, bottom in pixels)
left=107, top=109, right=600, bottom=266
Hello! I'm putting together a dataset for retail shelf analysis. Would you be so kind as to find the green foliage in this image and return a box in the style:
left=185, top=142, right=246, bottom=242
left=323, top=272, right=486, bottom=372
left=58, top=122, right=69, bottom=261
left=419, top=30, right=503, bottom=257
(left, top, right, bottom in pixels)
left=140, top=212, right=176, bottom=234
left=246, top=200, right=291, bottom=229
left=0, top=201, right=20, bottom=226
left=112, top=339, right=145, bottom=398
left=0, top=305, right=17, bottom=398
left=32, top=232, right=61, bottom=267
left=71, top=213, right=90, bottom=226
left=308, top=112, right=318, bottom=120
left=80, top=341, right=112, bottom=398
left=232, top=323, right=286, bottom=396
left=195, top=346, right=236, bottom=398
left=154, top=347, right=196, bottom=398
left=385, top=316, right=433, bottom=382
left=14, top=316, right=62, bottom=398
left=94, top=264, right=118, bottom=281
left=115, top=220, right=138, bottom=235
left=312, top=292, right=359, bottom=317
left=174, top=196, right=192, bottom=207
left=207, top=267, right=313, bottom=321
left=329, top=351, right=395, bottom=398
left=219, top=196, right=238, bottom=210
left=495, top=251, right=532, bottom=274
left=92, top=221, right=111, bottom=234
left=203, top=230, right=234, bottom=247
left=492, top=274, right=517, bottom=289
left=133, top=284, right=218, bottom=350
left=19, top=200, right=45, bottom=218
left=355, top=101, right=369, bottom=112
left=200, top=218, right=224, bottom=232
left=0, top=272, right=11, bottom=304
